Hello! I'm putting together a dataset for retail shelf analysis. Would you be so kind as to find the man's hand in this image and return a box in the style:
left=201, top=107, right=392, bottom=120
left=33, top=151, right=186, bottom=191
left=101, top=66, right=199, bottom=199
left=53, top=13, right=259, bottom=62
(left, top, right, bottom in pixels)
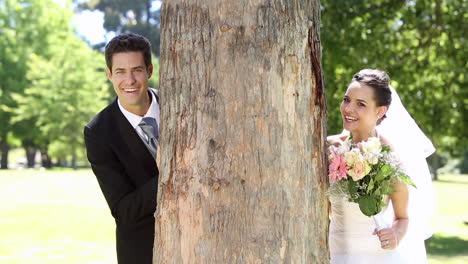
left=156, top=148, right=161, bottom=168
left=327, top=135, right=344, bottom=148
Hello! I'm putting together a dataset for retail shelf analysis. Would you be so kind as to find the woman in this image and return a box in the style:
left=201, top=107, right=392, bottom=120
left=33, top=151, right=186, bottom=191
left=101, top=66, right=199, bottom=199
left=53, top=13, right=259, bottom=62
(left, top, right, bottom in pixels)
left=327, top=69, right=435, bottom=263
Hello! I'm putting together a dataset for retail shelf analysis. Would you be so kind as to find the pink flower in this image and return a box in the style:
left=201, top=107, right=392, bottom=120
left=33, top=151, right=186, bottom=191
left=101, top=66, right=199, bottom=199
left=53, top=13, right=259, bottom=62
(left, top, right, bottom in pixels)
left=329, top=154, right=349, bottom=182
left=348, top=160, right=371, bottom=181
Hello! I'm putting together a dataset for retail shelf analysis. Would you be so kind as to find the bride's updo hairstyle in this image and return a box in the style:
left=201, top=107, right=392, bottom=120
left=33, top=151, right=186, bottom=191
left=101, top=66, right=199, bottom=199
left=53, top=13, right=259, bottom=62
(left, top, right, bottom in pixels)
left=352, top=69, right=392, bottom=124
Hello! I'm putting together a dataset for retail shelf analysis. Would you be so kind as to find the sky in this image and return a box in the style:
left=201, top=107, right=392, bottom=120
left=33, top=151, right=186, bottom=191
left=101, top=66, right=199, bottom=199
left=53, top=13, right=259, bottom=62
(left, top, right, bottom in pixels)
left=73, top=10, right=107, bottom=45
left=72, top=1, right=162, bottom=46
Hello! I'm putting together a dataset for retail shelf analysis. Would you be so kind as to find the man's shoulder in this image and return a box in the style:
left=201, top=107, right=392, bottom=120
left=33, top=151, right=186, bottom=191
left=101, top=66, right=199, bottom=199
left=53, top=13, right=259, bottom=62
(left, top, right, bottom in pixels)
left=149, top=87, right=159, bottom=94
left=150, top=88, right=159, bottom=101
left=85, top=99, right=118, bottom=134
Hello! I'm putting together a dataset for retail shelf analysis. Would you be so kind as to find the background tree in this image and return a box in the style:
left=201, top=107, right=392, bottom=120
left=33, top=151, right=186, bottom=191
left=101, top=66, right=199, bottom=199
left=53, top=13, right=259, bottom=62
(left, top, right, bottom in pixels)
left=321, top=0, right=467, bottom=176
left=77, top=0, right=161, bottom=56
left=76, top=0, right=466, bottom=174
left=13, top=34, right=108, bottom=169
left=154, top=0, right=328, bottom=263
left=0, top=0, right=109, bottom=168
left=0, top=0, right=72, bottom=168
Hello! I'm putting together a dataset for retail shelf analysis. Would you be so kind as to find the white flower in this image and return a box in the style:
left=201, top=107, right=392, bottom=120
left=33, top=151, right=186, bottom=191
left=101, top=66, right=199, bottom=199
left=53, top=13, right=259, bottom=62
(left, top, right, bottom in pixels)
left=364, top=152, right=379, bottom=165
left=360, top=137, right=382, bottom=154
left=337, top=141, right=351, bottom=155
left=383, top=152, right=401, bottom=168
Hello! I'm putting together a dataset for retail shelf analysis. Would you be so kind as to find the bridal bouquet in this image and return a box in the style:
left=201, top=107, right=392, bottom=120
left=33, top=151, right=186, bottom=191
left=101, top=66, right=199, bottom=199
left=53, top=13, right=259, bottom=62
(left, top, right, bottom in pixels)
left=327, top=137, right=415, bottom=217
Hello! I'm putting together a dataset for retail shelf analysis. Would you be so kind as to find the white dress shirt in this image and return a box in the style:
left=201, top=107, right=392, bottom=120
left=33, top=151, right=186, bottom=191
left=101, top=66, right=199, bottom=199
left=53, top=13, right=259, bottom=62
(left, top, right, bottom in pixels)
left=117, top=88, right=160, bottom=144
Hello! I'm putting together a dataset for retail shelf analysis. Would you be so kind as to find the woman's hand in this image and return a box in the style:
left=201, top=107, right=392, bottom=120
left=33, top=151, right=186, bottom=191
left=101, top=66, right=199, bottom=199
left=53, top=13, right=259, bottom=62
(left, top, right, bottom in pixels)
left=373, top=181, right=409, bottom=250
left=373, top=227, right=399, bottom=250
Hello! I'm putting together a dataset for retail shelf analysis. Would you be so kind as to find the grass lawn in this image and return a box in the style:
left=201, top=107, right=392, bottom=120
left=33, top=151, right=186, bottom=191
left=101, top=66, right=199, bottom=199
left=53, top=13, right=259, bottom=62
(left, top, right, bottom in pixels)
left=0, top=169, right=466, bottom=263
left=0, top=169, right=116, bottom=264
left=426, top=174, right=468, bottom=264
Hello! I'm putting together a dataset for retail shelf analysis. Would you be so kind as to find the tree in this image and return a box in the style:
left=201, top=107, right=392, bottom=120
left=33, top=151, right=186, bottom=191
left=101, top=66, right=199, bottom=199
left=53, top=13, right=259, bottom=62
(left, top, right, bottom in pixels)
left=321, top=0, right=467, bottom=172
left=0, top=0, right=72, bottom=168
left=154, top=1, right=329, bottom=263
left=13, top=34, right=108, bottom=169
left=77, top=0, right=161, bottom=56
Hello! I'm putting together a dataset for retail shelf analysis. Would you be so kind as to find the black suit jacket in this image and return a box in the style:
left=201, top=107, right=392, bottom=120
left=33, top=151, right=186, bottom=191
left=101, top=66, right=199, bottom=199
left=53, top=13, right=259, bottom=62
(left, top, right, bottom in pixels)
left=84, top=96, right=158, bottom=264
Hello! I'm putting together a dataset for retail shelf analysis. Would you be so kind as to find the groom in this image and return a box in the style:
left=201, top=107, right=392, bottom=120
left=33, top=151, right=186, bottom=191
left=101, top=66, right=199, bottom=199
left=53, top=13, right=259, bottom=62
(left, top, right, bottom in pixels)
left=84, top=33, right=159, bottom=264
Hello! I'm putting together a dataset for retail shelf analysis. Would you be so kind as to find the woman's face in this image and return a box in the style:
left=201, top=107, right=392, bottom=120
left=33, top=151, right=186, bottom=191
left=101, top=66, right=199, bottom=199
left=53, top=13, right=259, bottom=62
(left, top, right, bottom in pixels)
left=340, top=81, right=386, bottom=136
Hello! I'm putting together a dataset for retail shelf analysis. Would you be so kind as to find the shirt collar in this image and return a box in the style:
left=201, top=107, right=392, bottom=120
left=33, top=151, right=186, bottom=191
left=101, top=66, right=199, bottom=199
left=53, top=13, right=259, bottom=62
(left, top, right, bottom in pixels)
left=117, top=88, right=160, bottom=129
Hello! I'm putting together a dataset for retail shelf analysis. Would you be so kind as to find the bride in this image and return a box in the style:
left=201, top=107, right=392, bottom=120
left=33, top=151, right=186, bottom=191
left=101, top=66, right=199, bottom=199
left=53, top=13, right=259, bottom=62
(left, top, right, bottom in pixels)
left=327, top=69, right=435, bottom=263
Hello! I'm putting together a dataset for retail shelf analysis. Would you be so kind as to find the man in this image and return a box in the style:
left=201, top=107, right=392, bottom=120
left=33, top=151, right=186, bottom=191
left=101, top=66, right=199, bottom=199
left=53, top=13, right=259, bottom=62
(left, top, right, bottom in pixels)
left=84, top=33, right=159, bottom=264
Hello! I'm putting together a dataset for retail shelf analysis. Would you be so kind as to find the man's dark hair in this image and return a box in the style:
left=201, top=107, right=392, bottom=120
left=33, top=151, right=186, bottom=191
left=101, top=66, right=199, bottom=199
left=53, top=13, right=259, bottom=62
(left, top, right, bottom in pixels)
left=105, top=32, right=152, bottom=72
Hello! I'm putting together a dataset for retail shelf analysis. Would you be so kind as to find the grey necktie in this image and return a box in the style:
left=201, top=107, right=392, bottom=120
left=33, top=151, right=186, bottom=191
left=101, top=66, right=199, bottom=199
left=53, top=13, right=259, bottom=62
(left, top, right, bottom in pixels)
left=138, top=117, right=159, bottom=158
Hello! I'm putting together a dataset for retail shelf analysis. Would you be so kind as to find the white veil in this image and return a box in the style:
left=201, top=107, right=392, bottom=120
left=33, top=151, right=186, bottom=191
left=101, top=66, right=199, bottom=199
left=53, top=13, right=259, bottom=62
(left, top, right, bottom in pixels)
left=377, top=85, right=435, bottom=158
left=376, top=85, right=436, bottom=240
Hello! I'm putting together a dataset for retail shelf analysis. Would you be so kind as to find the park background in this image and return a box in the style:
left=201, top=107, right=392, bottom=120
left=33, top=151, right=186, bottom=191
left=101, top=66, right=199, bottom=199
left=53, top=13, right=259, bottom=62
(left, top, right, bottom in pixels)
left=0, top=0, right=466, bottom=263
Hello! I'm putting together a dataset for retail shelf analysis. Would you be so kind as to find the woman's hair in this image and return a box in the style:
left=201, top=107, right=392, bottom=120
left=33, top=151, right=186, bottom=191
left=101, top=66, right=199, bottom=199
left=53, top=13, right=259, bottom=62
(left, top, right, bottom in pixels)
left=105, top=32, right=152, bottom=72
left=351, top=69, right=392, bottom=123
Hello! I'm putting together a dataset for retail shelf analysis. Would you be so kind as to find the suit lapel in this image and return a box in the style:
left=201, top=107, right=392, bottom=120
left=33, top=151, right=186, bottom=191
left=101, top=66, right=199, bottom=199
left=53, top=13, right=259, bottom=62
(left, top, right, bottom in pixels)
left=109, top=100, right=157, bottom=179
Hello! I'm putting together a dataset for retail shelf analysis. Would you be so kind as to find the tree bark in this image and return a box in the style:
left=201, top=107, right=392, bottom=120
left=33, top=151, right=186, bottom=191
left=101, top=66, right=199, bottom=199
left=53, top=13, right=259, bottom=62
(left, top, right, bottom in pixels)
left=0, top=131, right=9, bottom=169
left=40, top=146, right=52, bottom=169
left=23, top=140, right=37, bottom=168
left=155, top=1, right=328, bottom=263
left=71, top=146, right=77, bottom=170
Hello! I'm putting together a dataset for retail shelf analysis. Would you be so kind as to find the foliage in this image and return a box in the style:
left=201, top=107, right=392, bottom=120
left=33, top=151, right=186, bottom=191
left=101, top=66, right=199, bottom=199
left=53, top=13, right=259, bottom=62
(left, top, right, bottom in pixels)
left=0, top=0, right=109, bottom=167
left=0, top=0, right=73, bottom=166
left=12, top=34, right=108, bottom=164
left=148, top=56, right=160, bottom=89
left=321, top=0, right=467, bottom=158
left=77, top=0, right=161, bottom=56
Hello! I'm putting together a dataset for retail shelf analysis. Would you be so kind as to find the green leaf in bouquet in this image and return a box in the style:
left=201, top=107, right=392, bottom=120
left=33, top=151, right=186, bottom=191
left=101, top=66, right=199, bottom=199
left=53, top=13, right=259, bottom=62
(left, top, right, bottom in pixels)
left=373, top=186, right=382, bottom=196
left=398, top=173, right=417, bottom=188
left=358, top=195, right=379, bottom=216
left=348, top=179, right=358, bottom=195
left=381, top=146, right=391, bottom=152
left=367, top=178, right=375, bottom=194
left=380, top=179, right=396, bottom=195
left=378, top=198, right=387, bottom=209
left=374, top=164, right=395, bottom=181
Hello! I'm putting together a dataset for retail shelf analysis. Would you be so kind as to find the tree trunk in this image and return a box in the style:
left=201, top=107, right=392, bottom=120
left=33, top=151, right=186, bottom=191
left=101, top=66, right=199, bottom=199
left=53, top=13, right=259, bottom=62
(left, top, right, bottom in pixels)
left=71, top=146, right=77, bottom=170
left=0, top=131, right=9, bottom=169
left=154, top=1, right=328, bottom=263
left=23, top=140, right=37, bottom=168
left=40, top=146, right=52, bottom=169
left=428, top=154, right=440, bottom=181
left=25, top=147, right=36, bottom=168
left=427, top=152, right=446, bottom=181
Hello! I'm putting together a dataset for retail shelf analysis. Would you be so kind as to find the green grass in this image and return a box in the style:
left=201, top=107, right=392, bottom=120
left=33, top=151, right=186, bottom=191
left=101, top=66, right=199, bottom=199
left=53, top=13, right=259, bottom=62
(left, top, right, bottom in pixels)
left=0, top=170, right=466, bottom=263
left=426, top=174, right=468, bottom=264
left=0, top=169, right=116, bottom=264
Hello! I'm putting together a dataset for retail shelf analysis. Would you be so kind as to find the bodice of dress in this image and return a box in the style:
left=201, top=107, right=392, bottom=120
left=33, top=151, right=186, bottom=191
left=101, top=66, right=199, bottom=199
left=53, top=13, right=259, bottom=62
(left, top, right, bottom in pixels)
left=328, top=196, right=412, bottom=264
left=329, top=197, right=393, bottom=254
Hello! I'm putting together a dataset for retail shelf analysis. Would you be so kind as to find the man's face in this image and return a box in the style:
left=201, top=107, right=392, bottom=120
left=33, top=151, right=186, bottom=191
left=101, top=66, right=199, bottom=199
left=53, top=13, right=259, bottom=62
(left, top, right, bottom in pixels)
left=107, top=51, right=153, bottom=115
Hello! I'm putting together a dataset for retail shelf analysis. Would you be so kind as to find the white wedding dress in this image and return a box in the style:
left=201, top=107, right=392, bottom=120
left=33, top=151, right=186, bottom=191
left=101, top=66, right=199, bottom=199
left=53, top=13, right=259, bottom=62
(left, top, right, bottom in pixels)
left=329, top=196, right=428, bottom=264
left=328, top=146, right=432, bottom=264
left=329, top=85, right=435, bottom=264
